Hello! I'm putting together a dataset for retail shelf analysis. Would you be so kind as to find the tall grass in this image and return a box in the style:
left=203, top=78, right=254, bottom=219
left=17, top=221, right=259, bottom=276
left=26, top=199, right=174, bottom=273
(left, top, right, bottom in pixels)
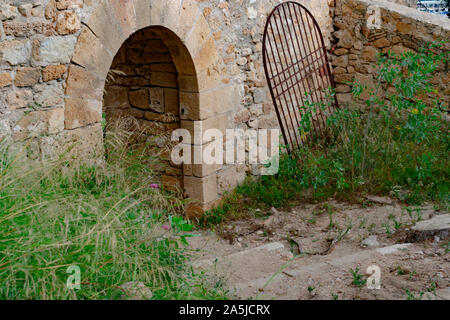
left=0, top=118, right=228, bottom=300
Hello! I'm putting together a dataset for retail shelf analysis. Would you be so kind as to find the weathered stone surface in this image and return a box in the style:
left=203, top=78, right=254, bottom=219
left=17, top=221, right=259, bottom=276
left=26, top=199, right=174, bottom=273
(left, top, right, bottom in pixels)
left=42, top=64, right=67, bottom=82
left=104, top=86, right=130, bottom=110
left=34, top=83, right=64, bottom=107
left=33, top=36, right=77, bottom=66
left=164, top=88, right=179, bottom=115
left=0, top=4, right=18, bottom=21
left=361, top=235, right=379, bottom=248
left=13, top=108, right=64, bottom=141
left=56, top=0, right=84, bottom=10
left=129, top=89, right=151, bottom=110
left=14, top=67, right=41, bottom=87
left=65, top=65, right=104, bottom=100
left=40, top=123, right=104, bottom=160
left=354, top=73, right=375, bottom=100
left=0, top=72, right=12, bottom=88
left=65, top=97, right=102, bottom=130
left=407, top=214, right=450, bottom=242
left=56, top=10, right=81, bottom=35
left=0, top=40, right=31, bottom=65
left=361, top=46, right=378, bottom=62
left=332, top=55, right=348, bottom=68
left=3, top=20, right=54, bottom=37
left=72, top=28, right=112, bottom=76
left=6, top=89, right=33, bottom=110
left=18, top=4, right=33, bottom=17
left=149, top=87, right=165, bottom=113
left=217, top=166, right=238, bottom=195
left=150, top=71, right=177, bottom=88
left=184, top=174, right=219, bottom=204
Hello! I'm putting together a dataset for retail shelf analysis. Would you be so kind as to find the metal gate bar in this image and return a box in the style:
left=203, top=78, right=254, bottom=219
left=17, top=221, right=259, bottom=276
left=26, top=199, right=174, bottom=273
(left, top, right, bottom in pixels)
left=263, top=1, right=339, bottom=153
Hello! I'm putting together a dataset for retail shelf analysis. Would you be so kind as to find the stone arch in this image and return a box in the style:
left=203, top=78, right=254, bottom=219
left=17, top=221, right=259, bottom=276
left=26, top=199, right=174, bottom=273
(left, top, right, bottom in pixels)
left=65, top=0, right=237, bottom=215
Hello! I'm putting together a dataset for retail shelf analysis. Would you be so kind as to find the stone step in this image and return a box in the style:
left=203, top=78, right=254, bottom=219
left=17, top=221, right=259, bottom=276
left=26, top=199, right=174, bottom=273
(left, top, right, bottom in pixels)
left=407, top=214, right=450, bottom=242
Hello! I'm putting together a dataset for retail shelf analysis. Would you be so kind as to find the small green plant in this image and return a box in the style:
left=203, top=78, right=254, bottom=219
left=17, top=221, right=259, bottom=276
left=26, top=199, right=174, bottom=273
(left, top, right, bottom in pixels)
left=350, top=267, right=367, bottom=288
left=405, top=289, right=424, bottom=300
left=443, top=242, right=450, bottom=254
left=331, top=292, right=339, bottom=300
left=396, top=266, right=408, bottom=276
left=307, top=286, right=316, bottom=294
left=382, top=223, right=392, bottom=235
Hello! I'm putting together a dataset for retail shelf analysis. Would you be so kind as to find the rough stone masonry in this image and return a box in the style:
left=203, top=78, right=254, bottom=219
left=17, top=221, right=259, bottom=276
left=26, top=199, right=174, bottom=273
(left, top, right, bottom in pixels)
left=0, top=0, right=448, bottom=215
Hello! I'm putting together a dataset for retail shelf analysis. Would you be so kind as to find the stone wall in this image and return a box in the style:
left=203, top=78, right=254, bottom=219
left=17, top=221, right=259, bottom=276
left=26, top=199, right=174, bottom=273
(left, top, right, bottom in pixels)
left=0, top=0, right=331, bottom=214
left=330, top=0, right=450, bottom=106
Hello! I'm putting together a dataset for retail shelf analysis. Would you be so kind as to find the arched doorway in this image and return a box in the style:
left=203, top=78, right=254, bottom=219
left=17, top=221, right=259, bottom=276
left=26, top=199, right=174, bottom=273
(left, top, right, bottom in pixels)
left=66, top=0, right=238, bottom=216
left=103, top=26, right=183, bottom=193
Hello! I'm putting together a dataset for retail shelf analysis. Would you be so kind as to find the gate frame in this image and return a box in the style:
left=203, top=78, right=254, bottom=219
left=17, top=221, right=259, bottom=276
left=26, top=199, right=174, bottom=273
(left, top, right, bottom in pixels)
left=262, top=1, right=339, bottom=153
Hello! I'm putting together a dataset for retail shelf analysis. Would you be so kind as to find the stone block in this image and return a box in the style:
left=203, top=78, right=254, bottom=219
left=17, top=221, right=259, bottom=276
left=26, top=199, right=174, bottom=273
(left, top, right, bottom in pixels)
left=6, top=89, right=33, bottom=110
left=42, top=65, right=67, bottom=82
left=56, top=10, right=81, bottom=35
left=65, top=64, right=104, bottom=100
left=34, top=83, right=64, bottom=107
left=13, top=108, right=64, bottom=141
left=2, top=21, right=54, bottom=37
left=65, top=97, right=102, bottom=130
left=164, top=88, right=179, bottom=115
left=181, top=113, right=228, bottom=145
left=180, top=85, right=237, bottom=121
left=217, top=165, right=238, bottom=195
left=14, top=67, right=41, bottom=87
left=85, top=2, right=125, bottom=52
left=0, top=40, right=31, bottom=65
left=72, top=28, right=113, bottom=77
left=184, top=174, right=218, bottom=204
left=0, top=72, right=12, bottom=88
left=40, top=123, right=104, bottom=160
left=129, top=88, right=151, bottom=110
left=34, top=36, right=77, bottom=66
left=110, top=0, right=137, bottom=39
left=104, top=86, right=130, bottom=110
left=149, top=87, right=165, bottom=113
left=150, top=72, right=178, bottom=88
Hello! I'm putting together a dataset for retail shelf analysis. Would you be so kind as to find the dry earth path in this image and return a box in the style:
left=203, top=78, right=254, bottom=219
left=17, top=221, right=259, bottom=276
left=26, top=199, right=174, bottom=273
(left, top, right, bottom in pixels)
left=189, top=198, right=450, bottom=300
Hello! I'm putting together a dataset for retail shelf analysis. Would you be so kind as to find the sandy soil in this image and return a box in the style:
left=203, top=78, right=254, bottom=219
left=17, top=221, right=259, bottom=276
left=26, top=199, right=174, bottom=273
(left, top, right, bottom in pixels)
left=188, top=197, right=449, bottom=300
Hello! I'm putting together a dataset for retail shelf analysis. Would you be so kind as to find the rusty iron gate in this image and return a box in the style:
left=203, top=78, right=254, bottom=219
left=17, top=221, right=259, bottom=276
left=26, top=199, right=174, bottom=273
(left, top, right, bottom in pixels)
left=262, top=1, right=339, bottom=153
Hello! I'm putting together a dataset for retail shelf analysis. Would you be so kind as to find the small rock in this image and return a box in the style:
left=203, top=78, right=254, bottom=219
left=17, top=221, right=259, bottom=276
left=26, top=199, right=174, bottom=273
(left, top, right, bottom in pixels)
left=376, top=244, right=412, bottom=255
left=247, top=7, right=257, bottom=19
left=407, top=214, right=450, bottom=242
left=361, top=235, right=379, bottom=248
left=365, top=195, right=394, bottom=205
left=18, top=4, right=33, bottom=17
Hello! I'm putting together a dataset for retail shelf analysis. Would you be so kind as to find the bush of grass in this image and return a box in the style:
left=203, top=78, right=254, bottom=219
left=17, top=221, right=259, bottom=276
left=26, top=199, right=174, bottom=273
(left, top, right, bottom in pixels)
left=0, top=120, right=228, bottom=300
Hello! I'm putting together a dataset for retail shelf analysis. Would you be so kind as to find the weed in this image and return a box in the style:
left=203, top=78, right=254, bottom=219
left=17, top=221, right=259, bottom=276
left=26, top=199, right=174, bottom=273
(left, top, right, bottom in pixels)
left=0, top=122, right=227, bottom=300
left=405, top=289, right=424, bottom=300
left=350, top=267, right=367, bottom=288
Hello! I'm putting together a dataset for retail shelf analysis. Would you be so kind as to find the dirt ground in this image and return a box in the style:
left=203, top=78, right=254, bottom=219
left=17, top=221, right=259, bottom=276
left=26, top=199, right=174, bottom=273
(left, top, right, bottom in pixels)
left=189, top=197, right=449, bottom=300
